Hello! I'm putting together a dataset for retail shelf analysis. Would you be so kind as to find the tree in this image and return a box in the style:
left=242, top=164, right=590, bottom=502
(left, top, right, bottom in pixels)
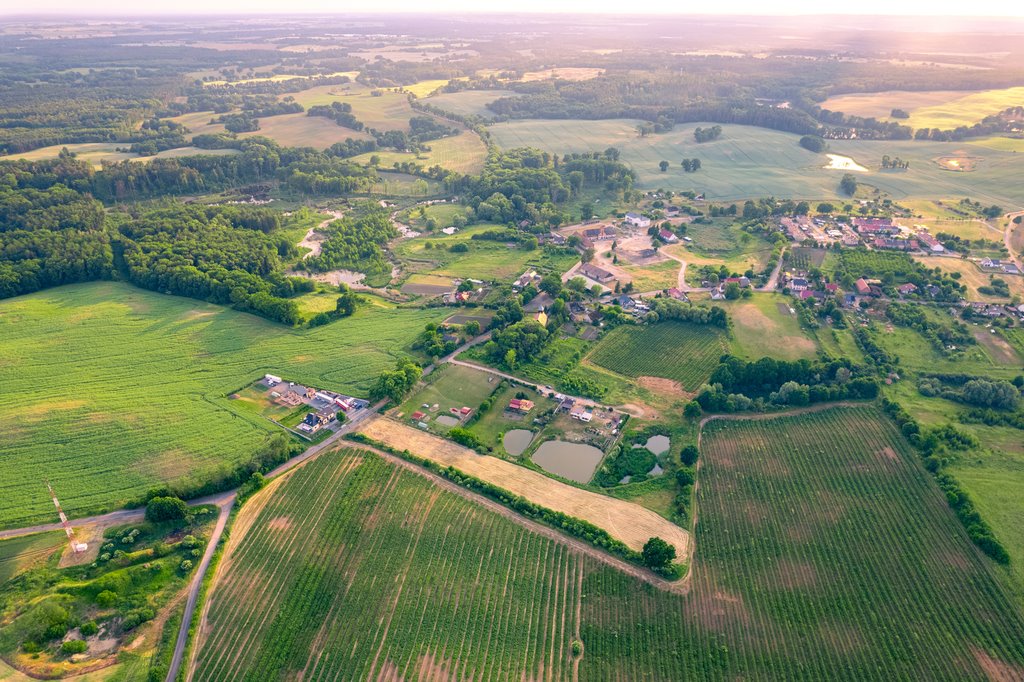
left=465, top=320, right=481, bottom=336
left=659, top=160, right=669, bottom=172
left=145, top=496, right=188, bottom=523
left=370, top=360, right=422, bottom=403
left=680, top=444, right=699, bottom=466
left=504, top=348, right=517, bottom=369
left=683, top=401, right=702, bottom=419
left=724, top=282, right=741, bottom=300
left=96, top=590, right=117, bottom=608
left=799, top=135, right=827, bottom=153
left=839, top=173, right=858, bottom=196
left=539, top=273, right=562, bottom=297
left=642, top=537, right=676, bottom=570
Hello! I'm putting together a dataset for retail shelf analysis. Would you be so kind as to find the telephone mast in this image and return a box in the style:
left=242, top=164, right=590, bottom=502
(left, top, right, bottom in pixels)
left=46, top=481, right=88, bottom=554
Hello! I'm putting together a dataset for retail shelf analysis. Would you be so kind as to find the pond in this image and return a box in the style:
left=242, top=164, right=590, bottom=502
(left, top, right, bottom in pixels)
left=502, top=429, right=534, bottom=456
left=643, top=435, right=670, bottom=455
left=532, top=440, right=605, bottom=483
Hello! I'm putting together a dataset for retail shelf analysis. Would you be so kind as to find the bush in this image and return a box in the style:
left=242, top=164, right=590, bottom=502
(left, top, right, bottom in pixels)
left=61, top=640, right=88, bottom=655
left=179, top=560, right=194, bottom=572
left=642, top=537, right=676, bottom=572
left=145, top=496, right=188, bottom=523
left=80, top=621, right=98, bottom=637
left=95, top=590, right=117, bottom=608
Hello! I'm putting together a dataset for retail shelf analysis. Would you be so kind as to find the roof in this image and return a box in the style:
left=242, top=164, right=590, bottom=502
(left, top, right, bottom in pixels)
left=855, top=278, right=871, bottom=294
left=898, top=283, right=918, bottom=293
left=411, top=411, right=425, bottom=420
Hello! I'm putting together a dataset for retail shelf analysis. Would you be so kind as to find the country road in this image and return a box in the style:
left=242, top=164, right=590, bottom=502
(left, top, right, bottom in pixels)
left=758, top=246, right=785, bottom=292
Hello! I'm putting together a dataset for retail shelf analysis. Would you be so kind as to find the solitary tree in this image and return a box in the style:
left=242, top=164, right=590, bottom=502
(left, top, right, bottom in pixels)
left=659, top=160, right=670, bottom=172
left=145, top=496, right=188, bottom=523
left=642, top=537, right=676, bottom=571
left=839, top=173, right=858, bottom=196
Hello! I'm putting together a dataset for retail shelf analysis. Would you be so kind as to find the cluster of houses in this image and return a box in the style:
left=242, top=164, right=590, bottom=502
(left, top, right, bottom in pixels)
left=851, top=217, right=945, bottom=253
left=966, top=301, right=1024, bottom=321
left=980, top=258, right=1022, bottom=275
left=709, top=276, right=752, bottom=300
left=261, top=375, right=366, bottom=436
left=442, top=278, right=487, bottom=305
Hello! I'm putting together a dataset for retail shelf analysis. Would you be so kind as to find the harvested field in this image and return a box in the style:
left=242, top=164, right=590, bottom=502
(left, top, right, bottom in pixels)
left=238, top=113, right=375, bottom=148
left=357, top=416, right=691, bottom=558
left=935, top=155, right=981, bottom=172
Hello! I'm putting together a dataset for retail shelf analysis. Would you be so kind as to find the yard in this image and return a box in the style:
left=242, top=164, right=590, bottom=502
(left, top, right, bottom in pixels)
left=395, top=363, right=501, bottom=433
left=718, top=294, right=819, bottom=361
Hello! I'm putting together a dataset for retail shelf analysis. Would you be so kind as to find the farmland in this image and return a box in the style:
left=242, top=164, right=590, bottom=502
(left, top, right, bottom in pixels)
left=238, top=113, right=375, bottom=148
left=1, top=144, right=238, bottom=168
left=487, top=119, right=1024, bottom=206
left=425, top=89, right=516, bottom=118
left=820, top=87, right=1024, bottom=129
left=194, top=410, right=1024, bottom=680
left=819, top=89, right=985, bottom=121
left=0, top=282, right=445, bottom=529
left=719, top=294, right=819, bottom=361
left=586, top=321, right=728, bottom=391
left=349, top=129, right=488, bottom=174
left=0, top=532, right=64, bottom=585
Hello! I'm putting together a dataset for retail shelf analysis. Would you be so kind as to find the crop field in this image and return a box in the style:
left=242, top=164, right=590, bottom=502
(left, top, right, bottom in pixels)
left=338, top=90, right=416, bottom=131
left=165, top=110, right=227, bottom=139
left=195, top=412, right=1024, bottom=680
left=694, top=407, right=1024, bottom=679
left=0, top=282, right=445, bottom=529
left=401, top=79, right=451, bottom=97
left=719, top=294, right=819, bottom=361
left=819, top=89, right=984, bottom=121
left=487, top=119, right=1024, bottom=206
left=2, top=143, right=238, bottom=168
left=586, top=321, right=727, bottom=391
left=0, top=532, right=64, bottom=585
left=837, top=248, right=916, bottom=279
left=350, top=130, right=488, bottom=174
left=425, top=89, right=516, bottom=118
left=968, top=136, right=1024, bottom=153
left=238, top=113, right=375, bottom=148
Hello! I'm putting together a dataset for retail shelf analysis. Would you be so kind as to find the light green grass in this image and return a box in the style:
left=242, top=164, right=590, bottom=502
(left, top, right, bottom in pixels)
left=0, top=532, right=64, bottom=585
left=0, top=282, right=446, bottom=529
left=350, top=130, right=487, bottom=173
left=425, top=89, right=516, bottom=118
left=819, top=89, right=984, bottom=121
left=396, top=363, right=499, bottom=433
left=718, top=294, right=819, bottom=361
left=487, top=119, right=1024, bottom=206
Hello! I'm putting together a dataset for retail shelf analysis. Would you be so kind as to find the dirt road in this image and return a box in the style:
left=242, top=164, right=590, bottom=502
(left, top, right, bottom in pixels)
left=757, top=247, right=785, bottom=292
left=1004, top=211, right=1024, bottom=269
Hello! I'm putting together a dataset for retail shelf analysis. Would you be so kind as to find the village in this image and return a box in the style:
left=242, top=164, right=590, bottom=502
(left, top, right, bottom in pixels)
left=231, top=374, right=371, bottom=439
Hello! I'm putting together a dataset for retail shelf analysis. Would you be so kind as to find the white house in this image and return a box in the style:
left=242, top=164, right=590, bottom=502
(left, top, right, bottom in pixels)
left=624, top=212, right=651, bottom=228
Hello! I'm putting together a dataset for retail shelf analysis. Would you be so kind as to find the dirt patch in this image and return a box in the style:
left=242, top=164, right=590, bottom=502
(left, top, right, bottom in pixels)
left=974, top=329, right=1022, bottom=365
left=636, top=376, right=690, bottom=399
left=266, top=516, right=293, bottom=531
left=971, top=646, right=1024, bottom=682
left=935, top=155, right=981, bottom=172
left=400, top=282, right=451, bottom=296
left=358, top=417, right=692, bottom=559
left=876, top=446, right=899, bottom=463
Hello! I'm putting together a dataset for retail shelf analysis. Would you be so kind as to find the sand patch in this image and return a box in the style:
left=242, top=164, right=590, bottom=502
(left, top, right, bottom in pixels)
left=636, top=376, right=689, bottom=398
left=823, top=154, right=868, bottom=172
left=935, top=155, right=981, bottom=172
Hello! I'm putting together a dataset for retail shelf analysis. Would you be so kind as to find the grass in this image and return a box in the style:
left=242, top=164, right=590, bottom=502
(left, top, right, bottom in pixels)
left=193, top=414, right=1024, bottom=679
left=2, top=144, right=238, bottom=169
left=487, top=119, right=1024, bottom=206
left=350, top=130, right=488, bottom=174
left=467, top=381, right=543, bottom=453
left=819, top=89, right=986, bottom=121
left=968, top=136, right=1024, bottom=153
left=586, top=322, right=728, bottom=391
left=820, top=87, right=1024, bottom=130
left=617, top=258, right=679, bottom=291
left=718, top=294, right=819, bottom=361
left=0, top=532, right=64, bottom=585
left=425, top=89, right=516, bottom=118
left=395, top=364, right=499, bottom=433
left=238, top=113, right=375, bottom=148
left=870, top=323, right=1017, bottom=378
left=0, top=282, right=446, bottom=529
left=337, top=90, right=415, bottom=132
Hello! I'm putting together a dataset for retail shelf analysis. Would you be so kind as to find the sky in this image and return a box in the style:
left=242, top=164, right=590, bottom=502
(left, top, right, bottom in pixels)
left=3, top=0, right=1024, bottom=16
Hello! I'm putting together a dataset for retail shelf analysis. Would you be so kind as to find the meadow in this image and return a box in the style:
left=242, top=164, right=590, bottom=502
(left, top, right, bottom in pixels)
left=0, top=532, right=64, bottom=585
left=238, top=113, right=376, bottom=148
left=718, top=294, right=819, bottom=361
left=349, top=129, right=488, bottom=174
left=819, top=89, right=985, bottom=121
left=194, top=410, right=1024, bottom=680
left=2, top=144, right=238, bottom=168
left=425, top=89, right=516, bottom=118
left=586, top=321, right=728, bottom=391
left=0, top=282, right=445, bottom=529
left=487, top=119, right=1024, bottom=206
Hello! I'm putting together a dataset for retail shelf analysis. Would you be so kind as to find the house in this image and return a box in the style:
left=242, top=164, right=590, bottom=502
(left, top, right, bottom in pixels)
left=916, top=232, right=945, bottom=253
left=460, top=406, right=473, bottom=416
left=855, top=278, right=871, bottom=295
left=825, top=282, right=839, bottom=294
left=602, top=226, right=617, bottom=239
left=897, top=283, right=918, bottom=296
left=583, top=227, right=602, bottom=240
left=843, top=293, right=857, bottom=307
left=873, top=237, right=918, bottom=251
left=559, top=397, right=576, bottom=412
left=658, top=229, right=678, bottom=243
left=614, top=294, right=636, bottom=310
left=317, top=405, right=339, bottom=422
left=548, top=232, right=566, bottom=246
left=981, top=258, right=1001, bottom=269
left=518, top=219, right=532, bottom=229
left=789, top=277, right=809, bottom=292
left=925, top=284, right=942, bottom=298
left=624, top=212, right=651, bottom=228
left=534, top=310, right=548, bottom=326
left=314, top=391, right=336, bottom=403
left=300, top=412, right=327, bottom=433
left=852, top=217, right=899, bottom=236
left=410, top=411, right=426, bottom=421
left=666, top=205, right=681, bottom=216
left=508, top=398, right=534, bottom=413
left=799, top=290, right=817, bottom=301
left=724, top=276, right=750, bottom=288
left=579, top=263, right=615, bottom=283
left=513, top=270, right=540, bottom=290
left=570, top=404, right=593, bottom=422
left=667, top=288, right=689, bottom=301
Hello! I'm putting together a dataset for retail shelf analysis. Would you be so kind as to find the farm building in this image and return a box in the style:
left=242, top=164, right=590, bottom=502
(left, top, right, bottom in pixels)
left=579, top=263, right=615, bottom=283
left=658, top=229, right=678, bottom=243
left=852, top=217, right=899, bottom=235
left=789, top=277, right=809, bottom=292
left=855, top=278, right=871, bottom=295
left=624, top=212, right=651, bottom=228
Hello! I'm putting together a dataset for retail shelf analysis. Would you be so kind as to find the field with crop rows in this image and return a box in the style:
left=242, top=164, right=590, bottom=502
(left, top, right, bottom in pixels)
left=487, top=119, right=1024, bottom=206
left=695, top=407, right=1024, bottom=679
left=0, top=283, right=445, bottom=529
left=192, top=448, right=588, bottom=681
left=195, top=411, right=1024, bottom=680
left=586, top=321, right=727, bottom=391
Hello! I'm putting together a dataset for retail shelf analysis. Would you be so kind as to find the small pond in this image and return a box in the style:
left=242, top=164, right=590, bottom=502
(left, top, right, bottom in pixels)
left=643, top=435, right=670, bottom=455
left=532, top=440, right=604, bottom=483
left=503, top=429, right=534, bottom=456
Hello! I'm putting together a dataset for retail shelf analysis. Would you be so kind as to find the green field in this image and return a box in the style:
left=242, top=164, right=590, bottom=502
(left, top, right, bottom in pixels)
left=0, top=532, right=64, bottom=585
left=487, top=119, right=1024, bottom=206
left=350, top=129, right=488, bottom=174
left=696, top=407, right=1024, bottom=678
left=425, top=89, right=515, bottom=118
left=719, top=294, right=819, bottom=361
left=819, top=89, right=985, bottom=122
left=587, top=321, right=727, bottom=391
left=238, top=113, right=375, bottom=148
left=0, top=282, right=445, bottom=529
left=396, top=363, right=499, bottom=433
left=193, top=412, right=1024, bottom=679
